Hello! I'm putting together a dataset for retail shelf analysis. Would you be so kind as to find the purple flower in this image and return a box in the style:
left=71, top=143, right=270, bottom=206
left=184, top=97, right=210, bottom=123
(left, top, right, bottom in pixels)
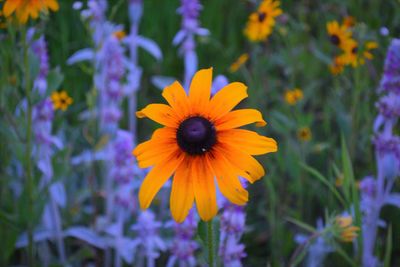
left=167, top=210, right=199, bottom=267
left=376, top=93, right=400, bottom=119
left=379, top=39, right=400, bottom=94
left=219, top=200, right=246, bottom=266
left=131, top=210, right=166, bottom=266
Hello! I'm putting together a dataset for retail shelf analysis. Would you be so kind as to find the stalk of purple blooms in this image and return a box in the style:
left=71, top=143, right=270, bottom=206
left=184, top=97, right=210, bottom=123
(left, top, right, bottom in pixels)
left=30, top=32, right=66, bottom=264
left=167, top=210, right=199, bottom=267
left=361, top=39, right=400, bottom=267
left=218, top=200, right=247, bottom=267
left=174, top=0, right=209, bottom=90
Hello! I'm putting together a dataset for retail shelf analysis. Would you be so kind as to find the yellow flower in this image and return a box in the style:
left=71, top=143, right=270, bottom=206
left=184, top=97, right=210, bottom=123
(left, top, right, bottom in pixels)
left=244, top=0, right=282, bottom=42
left=297, top=127, right=312, bottom=142
left=335, top=216, right=360, bottom=242
left=342, top=16, right=356, bottom=28
left=51, top=90, right=73, bottom=111
left=113, top=30, right=126, bottom=41
left=284, top=88, right=303, bottom=105
left=340, top=40, right=378, bottom=67
left=329, top=56, right=346, bottom=75
left=3, top=0, right=59, bottom=24
left=326, top=20, right=352, bottom=49
left=133, top=68, right=278, bottom=222
left=229, top=53, right=249, bottom=73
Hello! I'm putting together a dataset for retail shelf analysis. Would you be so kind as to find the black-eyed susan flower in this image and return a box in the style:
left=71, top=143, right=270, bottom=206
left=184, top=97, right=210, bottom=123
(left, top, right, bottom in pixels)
left=340, top=40, right=378, bottom=67
left=326, top=21, right=352, bottom=49
left=284, top=88, right=303, bottom=105
left=229, top=53, right=249, bottom=73
left=244, top=0, right=282, bottom=42
left=334, top=216, right=360, bottom=242
left=133, top=68, right=278, bottom=222
left=2, top=0, right=59, bottom=24
left=297, top=126, right=312, bottom=142
left=51, top=90, right=73, bottom=111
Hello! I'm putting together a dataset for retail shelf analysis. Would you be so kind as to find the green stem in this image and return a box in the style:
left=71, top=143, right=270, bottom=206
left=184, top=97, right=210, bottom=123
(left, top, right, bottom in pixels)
left=207, top=220, right=215, bottom=267
left=23, top=27, right=34, bottom=267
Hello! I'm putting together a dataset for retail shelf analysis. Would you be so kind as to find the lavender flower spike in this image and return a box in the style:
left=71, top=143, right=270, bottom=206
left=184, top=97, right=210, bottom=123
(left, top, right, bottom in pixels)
left=219, top=201, right=247, bottom=267
left=362, top=39, right=400, bottom=267
left=174, top=0, right=209, bottom=90
left=167, top=210, right=199, bottom=267
left=131, top=210, right=166, bottom=267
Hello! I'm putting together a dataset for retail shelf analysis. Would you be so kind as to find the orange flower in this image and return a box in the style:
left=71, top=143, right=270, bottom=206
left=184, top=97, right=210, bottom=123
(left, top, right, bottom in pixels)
left=3, top=0, right=59, bottom=24
left=134, top=68, right=278, bottom=222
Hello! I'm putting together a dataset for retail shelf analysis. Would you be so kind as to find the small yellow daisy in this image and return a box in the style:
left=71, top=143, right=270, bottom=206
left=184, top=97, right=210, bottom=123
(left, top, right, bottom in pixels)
left=51, top=90, right=73, bottom=111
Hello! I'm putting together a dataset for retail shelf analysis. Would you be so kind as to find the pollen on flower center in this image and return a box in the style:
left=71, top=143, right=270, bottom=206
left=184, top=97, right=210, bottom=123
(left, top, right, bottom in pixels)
left=330, top=34, right=340, bottom=45
left=258, top=12, right=267, bottom=22
left=176, top=116, right=216, bottom=155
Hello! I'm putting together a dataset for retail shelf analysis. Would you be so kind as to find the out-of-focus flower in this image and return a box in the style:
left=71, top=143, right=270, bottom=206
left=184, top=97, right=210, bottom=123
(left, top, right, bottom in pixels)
left=334, top=216, right=360, bottom=242
left=380, top=27, right=389, bottom=36
left=72, top=1, right=83, bottom=10
left=297, top=127, right=312, bottom=142
left=113, top=30, right=126, bottom=41
left=219, top=200, right=247, bottom=267
left=326, top=21, right=352, bottom=49
left=167, top=211, right=199, bottom=267
left=131, top=210, right=166, bottom=266
left=173, top=0, right=209, bottom=90
left=51, top=91, right=73, bottom=111
left=30, top=32, right=49, bottom=95
left=284, top=88, right=303, bottom=105
left=229, top=53, right=249, bottom=73
left=329, top=56, right=346, bottom=75
left=379, top=39, right=400, bottom=95
left=342, top=16, right=356, bottom=28
left=244, top=0, right=282, bottom=42
left=133, top=68, right=278, bottom=222
left=2, top=0, right=59, bottom=24
left=340, top=40, right=378, bottom=67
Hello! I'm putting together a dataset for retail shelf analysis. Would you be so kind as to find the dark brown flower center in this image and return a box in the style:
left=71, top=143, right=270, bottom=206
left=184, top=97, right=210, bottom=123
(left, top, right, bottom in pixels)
left=351, top=46, right=358, bottom=54
left=258, top=12, right=267, bottom=22
left=177, top=116, right=216, bottom=155
left=330, top=34, right=340, bottom=45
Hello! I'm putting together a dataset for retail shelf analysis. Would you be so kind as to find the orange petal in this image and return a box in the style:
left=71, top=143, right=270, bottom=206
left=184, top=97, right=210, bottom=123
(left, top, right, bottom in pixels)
left=170, top=157, right=194, bottom=222
left=215, top=109, right=266, bottom=130
left=215, top=144, right=265, bottom=183
left=138, top=150, right=184, bottom=209
left=133, top=128, right=178, bottom=167
left=206, top=153, right=248, bottom=205
left=218, top=129, right=278, bottom=155
left=192, top=157, right=218, bottom=221
left=46, top=0, right=60, bottom=11
left=136, top=104, right=180, bottom=127
left=3, top=0, right=21, bottom=16
left=209, top=82, right=248, bottom=120
left=162, top=81, right=190, bottom=119
left=188, top=68, right=212, bottom=115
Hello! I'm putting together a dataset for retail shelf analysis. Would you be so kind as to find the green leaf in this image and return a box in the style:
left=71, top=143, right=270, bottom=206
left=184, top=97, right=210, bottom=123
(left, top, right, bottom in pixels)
left=341, top=135, right=363, bottom=256
left=46, top=68, right=64, bottom=94
left=299, top=163, right=346, bottom=207
left=383, top=225, right=392, bottom=267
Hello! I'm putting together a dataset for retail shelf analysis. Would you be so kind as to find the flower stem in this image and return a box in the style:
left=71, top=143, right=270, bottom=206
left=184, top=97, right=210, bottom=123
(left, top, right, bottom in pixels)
left=23, top=27, right=35, bottom=267
left=207, top=220, right=215, bottom=267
